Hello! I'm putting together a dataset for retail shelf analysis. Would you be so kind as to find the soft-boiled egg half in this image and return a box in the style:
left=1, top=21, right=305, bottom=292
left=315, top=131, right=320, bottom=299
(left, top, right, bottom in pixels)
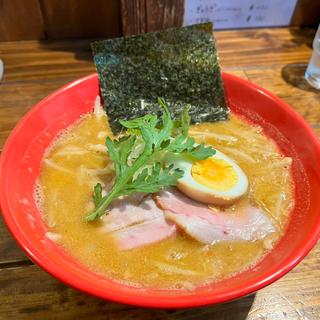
left=169, top=149, right=249, bottom=206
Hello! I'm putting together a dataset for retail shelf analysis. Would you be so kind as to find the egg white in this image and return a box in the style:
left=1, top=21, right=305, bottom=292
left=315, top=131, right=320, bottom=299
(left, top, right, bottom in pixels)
left=169, top=150, right=249, bottom=206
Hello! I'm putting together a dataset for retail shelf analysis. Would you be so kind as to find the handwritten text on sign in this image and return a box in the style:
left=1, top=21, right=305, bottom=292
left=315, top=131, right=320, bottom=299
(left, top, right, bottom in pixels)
left=184, top=0, right=297, bottom=29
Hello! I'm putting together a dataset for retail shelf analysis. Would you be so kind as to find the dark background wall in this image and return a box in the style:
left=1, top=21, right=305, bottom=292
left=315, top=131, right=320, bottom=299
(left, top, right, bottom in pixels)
left=0, top=0, right=319, bottom=41
left=0, top=0, right=121, bottom=41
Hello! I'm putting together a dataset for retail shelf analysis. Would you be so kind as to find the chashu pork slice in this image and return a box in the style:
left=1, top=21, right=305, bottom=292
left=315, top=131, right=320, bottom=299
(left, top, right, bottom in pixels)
left=101, top=195, right=163, bottom=233
left=100, top=194, right=176, bottom=250
left=112, top=216, right=176, bottom=250
left=155, top=188, right=275, bottom=244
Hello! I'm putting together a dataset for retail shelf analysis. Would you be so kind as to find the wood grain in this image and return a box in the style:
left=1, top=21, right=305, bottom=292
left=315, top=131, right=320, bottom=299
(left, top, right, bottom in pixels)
left=0, top=40, right=95, bottom=82
left=0, top=27, right=319, bottom=318
left=0, top=245, right=318, bottom=319
left=0, top=0, right=44, bottom=41
left=0, top=28, right=315, bottom=83
left=145, top=0, right=184, bottom=32
left=0, top=80, right=83, bottom=150
left=121, top=0, right=147, bottom=36
left=215, top=28, right=315, bottom=69
left=290, top=0, right=320, bottom=27
left=121, top=0, right=320, bottom=37
left=245, top=67, right=320, bottom=124
left=0, top=216, right=29, bottom=265
left=121, top=0, right=184, bottom=35
left=0, top=0, right=318, bottom=41
left=39, top=0, right=121, bottom=40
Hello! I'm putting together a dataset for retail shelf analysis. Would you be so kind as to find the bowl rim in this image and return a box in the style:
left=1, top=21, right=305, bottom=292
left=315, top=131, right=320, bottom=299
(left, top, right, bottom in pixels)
left=1, top=72, right=320, bottom=308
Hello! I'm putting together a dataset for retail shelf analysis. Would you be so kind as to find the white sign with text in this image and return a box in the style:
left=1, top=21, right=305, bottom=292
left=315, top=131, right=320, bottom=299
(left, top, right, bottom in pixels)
left=184, top=0, right=298, bottom=29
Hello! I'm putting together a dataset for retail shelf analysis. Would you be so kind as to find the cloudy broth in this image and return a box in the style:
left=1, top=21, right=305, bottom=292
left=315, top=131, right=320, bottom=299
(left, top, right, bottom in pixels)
left=37, top=111, right=294, bottom=289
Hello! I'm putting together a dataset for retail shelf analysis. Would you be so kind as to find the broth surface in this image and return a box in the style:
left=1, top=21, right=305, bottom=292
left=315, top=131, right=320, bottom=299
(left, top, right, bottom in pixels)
left=38, top=111, right=294, bottom=289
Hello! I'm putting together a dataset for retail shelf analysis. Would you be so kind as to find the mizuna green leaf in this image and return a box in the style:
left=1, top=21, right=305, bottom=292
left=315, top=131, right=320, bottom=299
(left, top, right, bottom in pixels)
left=85, top=98, right=215, bottom=222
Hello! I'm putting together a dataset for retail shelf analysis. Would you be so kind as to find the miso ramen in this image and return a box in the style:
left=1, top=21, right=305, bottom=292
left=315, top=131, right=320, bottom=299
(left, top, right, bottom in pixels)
left=37, top=104, right=294, bottom=290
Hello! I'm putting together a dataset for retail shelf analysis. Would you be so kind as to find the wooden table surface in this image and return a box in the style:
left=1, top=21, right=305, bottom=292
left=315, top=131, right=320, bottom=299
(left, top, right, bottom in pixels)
left=0, top=27, right=319, bottom=319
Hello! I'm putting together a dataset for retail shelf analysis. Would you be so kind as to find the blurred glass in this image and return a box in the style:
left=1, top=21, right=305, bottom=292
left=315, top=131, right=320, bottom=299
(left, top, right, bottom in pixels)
left=305, top=25, right=320, bottom=90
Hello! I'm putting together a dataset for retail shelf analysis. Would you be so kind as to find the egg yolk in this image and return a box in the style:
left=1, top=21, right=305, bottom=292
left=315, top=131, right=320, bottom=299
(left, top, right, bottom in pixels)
left=191, top=157, right=238, bottom=191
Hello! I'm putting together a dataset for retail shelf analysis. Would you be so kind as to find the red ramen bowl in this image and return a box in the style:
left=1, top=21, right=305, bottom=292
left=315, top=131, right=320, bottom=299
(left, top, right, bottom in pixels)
left=1, top=73, right=320, bottom=308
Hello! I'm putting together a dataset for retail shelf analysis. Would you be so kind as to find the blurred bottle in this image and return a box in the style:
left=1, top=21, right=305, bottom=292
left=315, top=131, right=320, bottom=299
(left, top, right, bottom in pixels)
left=305, top=25, right=320, bottom=90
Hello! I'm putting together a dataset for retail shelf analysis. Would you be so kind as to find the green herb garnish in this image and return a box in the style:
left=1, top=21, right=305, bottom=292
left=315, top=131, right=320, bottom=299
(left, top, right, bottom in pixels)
left=85, top=98, right=215, bottom=222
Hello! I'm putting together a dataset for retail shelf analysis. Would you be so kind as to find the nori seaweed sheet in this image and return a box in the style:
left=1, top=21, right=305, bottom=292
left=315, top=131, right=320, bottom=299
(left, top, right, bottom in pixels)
left=91, top=23, right=228, bottom=133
